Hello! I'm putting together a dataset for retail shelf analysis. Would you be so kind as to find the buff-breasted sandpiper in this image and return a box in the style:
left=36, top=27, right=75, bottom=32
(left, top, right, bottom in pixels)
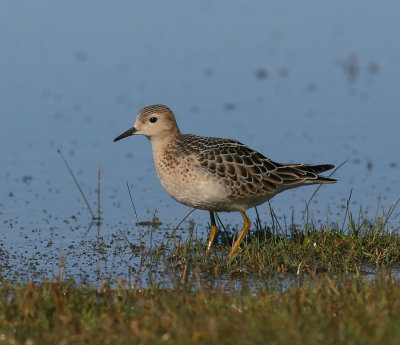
left=114, top=105, right=336, bottom=258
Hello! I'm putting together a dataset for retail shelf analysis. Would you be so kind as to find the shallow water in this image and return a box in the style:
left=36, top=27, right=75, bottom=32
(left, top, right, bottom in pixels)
left=1, top=0, right=400, bottom=284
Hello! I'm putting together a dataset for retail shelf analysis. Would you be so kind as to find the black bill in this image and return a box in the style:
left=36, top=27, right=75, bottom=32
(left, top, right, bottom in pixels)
left=113, top=127, right=137, bottom=142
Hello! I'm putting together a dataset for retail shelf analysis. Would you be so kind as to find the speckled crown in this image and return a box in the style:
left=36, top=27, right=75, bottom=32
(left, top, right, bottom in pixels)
left=137, top=104, right=173, bottom=121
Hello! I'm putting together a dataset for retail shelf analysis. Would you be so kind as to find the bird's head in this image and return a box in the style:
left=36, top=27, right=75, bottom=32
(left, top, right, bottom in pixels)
left=113, top=104, right=180, bottom=142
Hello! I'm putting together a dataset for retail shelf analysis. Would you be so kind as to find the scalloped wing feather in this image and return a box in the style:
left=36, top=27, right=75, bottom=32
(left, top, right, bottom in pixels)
left=179, top=134, right=336, bottom=199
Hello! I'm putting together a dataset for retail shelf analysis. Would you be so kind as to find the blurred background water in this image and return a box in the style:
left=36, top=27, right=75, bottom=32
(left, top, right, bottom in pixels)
left=1, top=0, right=399, bottom=282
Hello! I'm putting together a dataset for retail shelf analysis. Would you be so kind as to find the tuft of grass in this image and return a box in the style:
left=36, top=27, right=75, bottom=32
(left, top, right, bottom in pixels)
left=167, top=209, right=400, bottom=278
left=0, top=275, right=400, bottom=344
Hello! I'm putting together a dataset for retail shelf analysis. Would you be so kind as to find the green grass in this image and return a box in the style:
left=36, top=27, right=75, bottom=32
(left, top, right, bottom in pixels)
left=0, top=275, right=399, bottom=344
left=166, top=213, right=400, bottom=280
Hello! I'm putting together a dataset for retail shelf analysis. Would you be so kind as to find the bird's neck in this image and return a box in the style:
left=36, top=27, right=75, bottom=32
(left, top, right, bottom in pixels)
left=150, top=132, right=181, bottom=157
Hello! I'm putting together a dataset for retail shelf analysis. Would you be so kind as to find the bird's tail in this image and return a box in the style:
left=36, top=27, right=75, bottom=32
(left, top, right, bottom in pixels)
left=299, top=164, right=337, bottom=183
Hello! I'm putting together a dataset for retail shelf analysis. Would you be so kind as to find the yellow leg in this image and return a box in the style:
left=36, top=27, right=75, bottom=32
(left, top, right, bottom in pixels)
left=206, top=211, right=218, bottom=255
left=228, top=211, right=251, bottom=258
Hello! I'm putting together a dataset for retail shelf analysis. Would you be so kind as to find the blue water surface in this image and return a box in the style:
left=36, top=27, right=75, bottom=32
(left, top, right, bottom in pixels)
left=1, top=0, right=399, bottom=283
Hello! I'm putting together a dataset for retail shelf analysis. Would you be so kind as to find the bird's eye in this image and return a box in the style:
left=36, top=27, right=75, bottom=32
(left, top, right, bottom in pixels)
left=149, top=117, right=158, bottom=123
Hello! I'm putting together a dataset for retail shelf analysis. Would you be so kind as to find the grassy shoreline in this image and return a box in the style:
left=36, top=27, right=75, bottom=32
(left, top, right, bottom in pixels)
left=1, top=274, right=399, bottom=344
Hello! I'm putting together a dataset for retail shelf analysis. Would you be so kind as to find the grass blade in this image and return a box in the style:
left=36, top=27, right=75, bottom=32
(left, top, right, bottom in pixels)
left=58, top=149, right=95, bottom=219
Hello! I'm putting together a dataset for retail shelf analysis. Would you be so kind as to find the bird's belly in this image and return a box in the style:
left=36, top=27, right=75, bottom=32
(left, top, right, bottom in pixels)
left=154, top=159, right=234, bottom=211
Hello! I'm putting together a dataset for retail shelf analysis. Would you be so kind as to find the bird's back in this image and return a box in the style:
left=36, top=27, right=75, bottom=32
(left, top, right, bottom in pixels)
left=178, top=133, right=334, bottom=192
